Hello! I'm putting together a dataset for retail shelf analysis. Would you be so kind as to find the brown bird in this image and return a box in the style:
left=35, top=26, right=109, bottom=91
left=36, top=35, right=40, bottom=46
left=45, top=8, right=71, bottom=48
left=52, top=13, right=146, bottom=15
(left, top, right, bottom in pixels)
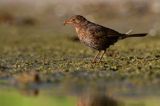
left=64, top=15, right=147, bottom=63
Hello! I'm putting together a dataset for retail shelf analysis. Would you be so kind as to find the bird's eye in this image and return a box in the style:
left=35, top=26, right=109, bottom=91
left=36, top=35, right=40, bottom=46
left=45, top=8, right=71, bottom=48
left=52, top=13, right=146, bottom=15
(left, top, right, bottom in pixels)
left=72, top=19, right=75, bottom=21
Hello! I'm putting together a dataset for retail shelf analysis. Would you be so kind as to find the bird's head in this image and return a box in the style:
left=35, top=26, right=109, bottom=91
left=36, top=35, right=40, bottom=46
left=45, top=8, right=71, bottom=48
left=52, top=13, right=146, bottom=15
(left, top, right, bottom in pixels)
left=64, top=15, right=87, bottom=26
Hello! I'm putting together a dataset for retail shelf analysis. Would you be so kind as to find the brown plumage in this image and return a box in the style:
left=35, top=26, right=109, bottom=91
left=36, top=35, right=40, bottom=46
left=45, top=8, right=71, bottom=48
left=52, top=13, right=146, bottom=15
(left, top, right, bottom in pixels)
left=64, top=15, right=147, bottom=63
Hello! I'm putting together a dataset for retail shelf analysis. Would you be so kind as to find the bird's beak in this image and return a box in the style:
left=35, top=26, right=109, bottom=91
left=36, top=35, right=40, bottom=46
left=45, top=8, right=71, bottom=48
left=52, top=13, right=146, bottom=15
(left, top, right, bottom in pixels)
left=64, top=20, right=68, bottom=26
left=64, top=19, right=72, bottom=25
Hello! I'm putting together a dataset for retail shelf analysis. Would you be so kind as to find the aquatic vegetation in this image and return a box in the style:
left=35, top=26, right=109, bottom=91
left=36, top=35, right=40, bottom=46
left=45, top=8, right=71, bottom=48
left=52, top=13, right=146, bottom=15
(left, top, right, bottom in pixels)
left=0, top=25, right=159, bottom=106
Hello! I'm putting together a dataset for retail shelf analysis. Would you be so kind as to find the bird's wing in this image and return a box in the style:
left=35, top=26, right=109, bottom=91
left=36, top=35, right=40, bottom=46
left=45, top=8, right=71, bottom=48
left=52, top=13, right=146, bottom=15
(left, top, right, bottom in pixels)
left=87, top=23, right=122, bottom=38
left=105, top=27, right=122, bottom=37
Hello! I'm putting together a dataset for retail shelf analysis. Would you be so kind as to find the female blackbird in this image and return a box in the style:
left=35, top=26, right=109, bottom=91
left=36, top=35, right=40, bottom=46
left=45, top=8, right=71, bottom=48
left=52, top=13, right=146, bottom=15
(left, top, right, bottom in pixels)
left=64, top=15, right=147, bottom=63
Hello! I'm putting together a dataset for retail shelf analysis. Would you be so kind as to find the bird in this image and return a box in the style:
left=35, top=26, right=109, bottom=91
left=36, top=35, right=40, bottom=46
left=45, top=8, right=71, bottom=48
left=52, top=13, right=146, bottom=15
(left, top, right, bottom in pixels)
left=64, top=15, right=147, bottom=63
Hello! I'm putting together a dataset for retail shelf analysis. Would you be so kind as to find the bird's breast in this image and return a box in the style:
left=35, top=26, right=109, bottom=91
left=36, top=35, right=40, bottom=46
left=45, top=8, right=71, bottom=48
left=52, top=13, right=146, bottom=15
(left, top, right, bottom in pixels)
left=75, top=27, right=87, bottom=40
left=75, top=27, right=96, bottom=47
left=75, top=27, right=80, bottom=33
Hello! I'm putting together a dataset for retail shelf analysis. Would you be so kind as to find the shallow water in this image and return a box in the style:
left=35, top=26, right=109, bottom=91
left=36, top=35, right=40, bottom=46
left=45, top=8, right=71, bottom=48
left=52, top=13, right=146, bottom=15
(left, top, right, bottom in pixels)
left=0, top=71, right=159, bottom=106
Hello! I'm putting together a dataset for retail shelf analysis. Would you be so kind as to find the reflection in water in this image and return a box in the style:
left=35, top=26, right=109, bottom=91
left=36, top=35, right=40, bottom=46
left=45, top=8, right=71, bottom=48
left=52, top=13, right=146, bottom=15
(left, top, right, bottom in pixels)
left=17, top=85, right=121, bottom=106
left=13, top=71, right=41, bottom=96
left=77, top=87, right=121, bottom=106
left=13, top=72, right=121, bottom=105
left=19, top=88, right=39, bottom=96
left=7, top=71, right=159, bottom=106
left=14, top=71, right=41, bottom=85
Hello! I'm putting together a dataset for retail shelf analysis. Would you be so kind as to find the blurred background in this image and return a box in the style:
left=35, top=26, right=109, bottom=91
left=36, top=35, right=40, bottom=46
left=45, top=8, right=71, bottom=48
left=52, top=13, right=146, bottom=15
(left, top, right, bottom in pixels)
left=0, top=0, right=160, bottom=34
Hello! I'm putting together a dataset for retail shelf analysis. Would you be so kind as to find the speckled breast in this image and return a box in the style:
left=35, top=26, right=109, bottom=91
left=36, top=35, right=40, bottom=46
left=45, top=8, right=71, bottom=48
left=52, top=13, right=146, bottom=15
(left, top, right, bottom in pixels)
left=75, top=27, right=108, bottom=50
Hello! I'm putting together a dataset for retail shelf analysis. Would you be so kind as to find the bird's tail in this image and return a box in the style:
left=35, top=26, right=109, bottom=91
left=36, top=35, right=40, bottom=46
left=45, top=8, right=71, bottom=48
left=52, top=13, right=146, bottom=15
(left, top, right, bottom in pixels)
left=125, top=33, right=147, bottom=38
left=120, top=30, right=147, bottom=39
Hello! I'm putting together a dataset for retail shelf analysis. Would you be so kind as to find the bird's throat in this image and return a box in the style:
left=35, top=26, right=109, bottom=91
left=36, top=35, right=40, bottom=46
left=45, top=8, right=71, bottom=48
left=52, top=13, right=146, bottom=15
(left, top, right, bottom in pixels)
left=75, top=27, right=80, bottom=33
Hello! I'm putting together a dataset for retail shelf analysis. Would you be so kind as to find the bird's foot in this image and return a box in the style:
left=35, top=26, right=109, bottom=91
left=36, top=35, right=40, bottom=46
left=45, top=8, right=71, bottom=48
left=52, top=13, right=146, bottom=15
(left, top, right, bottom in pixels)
left=91, top=59, right=103, bottom=63
left=91, top=60, right=97, bottom=63
left=106, top=50, right=119, bottom=57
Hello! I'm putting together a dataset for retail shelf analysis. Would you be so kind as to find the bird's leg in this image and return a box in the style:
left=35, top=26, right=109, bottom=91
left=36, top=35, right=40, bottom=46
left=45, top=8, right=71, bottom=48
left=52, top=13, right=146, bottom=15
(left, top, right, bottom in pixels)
left=98, top=50, right=106, bottom=62
left=92, top=51, right=101, bottom=63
